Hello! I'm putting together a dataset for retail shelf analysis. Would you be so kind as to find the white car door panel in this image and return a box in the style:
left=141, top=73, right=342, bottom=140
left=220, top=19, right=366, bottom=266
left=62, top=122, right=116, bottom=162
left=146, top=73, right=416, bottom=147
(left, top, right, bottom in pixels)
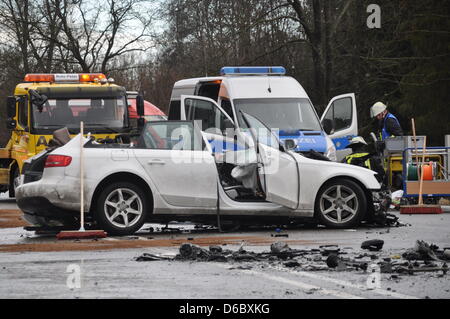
left=134, top=149, right=217, bottom=207
left=133, top=121, right=218, bottom=208
left=258, top=143, right=299, bottom=210
left=240, top=111, right=300, bottom=210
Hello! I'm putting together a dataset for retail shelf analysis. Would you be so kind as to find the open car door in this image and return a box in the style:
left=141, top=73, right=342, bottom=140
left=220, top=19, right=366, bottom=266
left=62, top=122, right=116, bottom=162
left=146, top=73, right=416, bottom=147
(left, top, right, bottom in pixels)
left=320, top=93, right=358, bottom=158
left=241, top=112, right=299, bottom=210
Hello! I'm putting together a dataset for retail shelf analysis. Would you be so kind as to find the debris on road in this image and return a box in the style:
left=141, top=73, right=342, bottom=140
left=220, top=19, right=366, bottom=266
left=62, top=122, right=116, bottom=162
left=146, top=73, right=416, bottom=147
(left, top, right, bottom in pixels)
left=402, top=240, right=450, bottom=261
left=361, top=239, right=384, bottom=251
left=325, top=254, right=342, bottom=268
left=134, top=240, right=448, bottom=277
left=284, top=260, right=301, bottom=268
left=136, top=253, right=174, bottom=262
left=270, top=242, right=291, bottom=254
left=444, top=250, right=450, bottom=260
left=319, top=245, right=340, bottom=256
left=271, top=234, right=289, bottom=238
left=325, top=254, right=368, bottom=271
left=396, top=263, right=448, bottom=276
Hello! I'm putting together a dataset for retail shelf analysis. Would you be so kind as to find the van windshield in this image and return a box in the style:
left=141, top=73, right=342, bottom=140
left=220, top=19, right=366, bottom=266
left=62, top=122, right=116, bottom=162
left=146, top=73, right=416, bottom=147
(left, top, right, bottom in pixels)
left=234, top=98, right=322, bottom=132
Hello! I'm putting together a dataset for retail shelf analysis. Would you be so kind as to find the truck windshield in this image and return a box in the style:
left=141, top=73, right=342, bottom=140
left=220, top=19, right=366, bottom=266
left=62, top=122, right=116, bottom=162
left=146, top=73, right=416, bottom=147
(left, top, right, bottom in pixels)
left=32, top=96, right=129, bottom=133
left=234, top=98, right=322, bottom=132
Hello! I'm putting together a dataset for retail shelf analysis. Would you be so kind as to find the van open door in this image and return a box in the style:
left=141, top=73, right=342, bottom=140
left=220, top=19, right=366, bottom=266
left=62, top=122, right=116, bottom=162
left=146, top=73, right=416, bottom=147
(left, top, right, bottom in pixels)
left=320, top=93, right=358, bottom=158
left=179, top=95, right=233, bottom=129
left=180, top=95, right=236, bottom=153
left=241, top=111, right=299, bottom=210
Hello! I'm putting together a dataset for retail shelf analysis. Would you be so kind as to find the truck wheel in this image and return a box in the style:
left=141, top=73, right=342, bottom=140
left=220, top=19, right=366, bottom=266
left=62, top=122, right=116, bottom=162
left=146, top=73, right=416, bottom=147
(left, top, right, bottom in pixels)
left=315, top=179, right=367, bottom=228
left=9, top=167, right=19, bottom=198
left=94, top=182, right=148, bottom=236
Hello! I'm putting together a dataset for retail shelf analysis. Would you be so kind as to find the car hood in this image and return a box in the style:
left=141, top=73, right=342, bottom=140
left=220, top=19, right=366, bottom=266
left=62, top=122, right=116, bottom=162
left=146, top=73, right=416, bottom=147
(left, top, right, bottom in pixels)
left=292, top=152, right=381, bottom=189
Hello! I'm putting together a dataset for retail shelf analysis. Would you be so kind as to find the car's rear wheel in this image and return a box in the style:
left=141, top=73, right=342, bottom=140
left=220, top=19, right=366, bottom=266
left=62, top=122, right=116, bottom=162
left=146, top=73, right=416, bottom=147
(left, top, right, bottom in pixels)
left=315, top=179, right=367, bottom=228
left=9, top=166, right=19, bottom=198
left=94, top=182, right=148, bottom=236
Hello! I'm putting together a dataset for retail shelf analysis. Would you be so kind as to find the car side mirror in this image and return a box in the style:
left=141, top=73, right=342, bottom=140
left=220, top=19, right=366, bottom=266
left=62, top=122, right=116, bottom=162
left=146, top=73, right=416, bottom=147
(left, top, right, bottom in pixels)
left=6, top=96, right=16, bottom=118
left=284, top=139, right=297, bottom=151
left=136, top=95, right=145, bottom=117
left=322, top=119, right=334, bottom=135
left=29, top=90, right=48, bottom=113
left=137, top=117, right=145, bottom=131
left=6, top=119, right=16, bottom=130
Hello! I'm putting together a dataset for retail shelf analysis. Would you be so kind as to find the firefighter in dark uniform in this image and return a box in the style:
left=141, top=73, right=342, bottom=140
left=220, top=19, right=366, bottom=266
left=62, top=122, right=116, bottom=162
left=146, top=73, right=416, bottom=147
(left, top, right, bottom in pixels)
left=343, top=136, right=386, bottom=185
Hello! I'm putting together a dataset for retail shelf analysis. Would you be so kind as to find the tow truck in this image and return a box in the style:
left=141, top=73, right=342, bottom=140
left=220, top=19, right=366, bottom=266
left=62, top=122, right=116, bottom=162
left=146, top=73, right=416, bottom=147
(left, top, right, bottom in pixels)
left=0, top=73, right=143, bottom=198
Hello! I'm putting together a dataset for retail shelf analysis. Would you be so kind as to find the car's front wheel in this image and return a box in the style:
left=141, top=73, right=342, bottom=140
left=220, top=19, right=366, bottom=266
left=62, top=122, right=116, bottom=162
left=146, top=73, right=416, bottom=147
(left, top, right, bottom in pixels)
left=94, top=182, right=148, bottom=236
left=314, top=179, right=367, bottom=228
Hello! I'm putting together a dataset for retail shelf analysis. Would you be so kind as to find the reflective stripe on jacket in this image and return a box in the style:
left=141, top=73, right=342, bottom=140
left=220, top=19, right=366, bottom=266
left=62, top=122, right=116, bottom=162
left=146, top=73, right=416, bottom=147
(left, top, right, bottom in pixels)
left=345, top=153, right=372, bottom=169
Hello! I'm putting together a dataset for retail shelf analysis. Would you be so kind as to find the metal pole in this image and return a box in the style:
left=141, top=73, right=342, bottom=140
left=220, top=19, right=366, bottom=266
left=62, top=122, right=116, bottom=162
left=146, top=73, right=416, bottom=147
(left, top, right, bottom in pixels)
left=418, top=136, right=427, bottom=206
left=79, top=121, right=85, bottom=232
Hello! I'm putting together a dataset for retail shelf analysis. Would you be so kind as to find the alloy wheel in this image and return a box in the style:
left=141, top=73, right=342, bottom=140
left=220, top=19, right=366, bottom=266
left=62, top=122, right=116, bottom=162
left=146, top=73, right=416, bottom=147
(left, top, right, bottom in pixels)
left=104, top=188, right=143, bottom=229
left=319, top=184, right=359, bottom=225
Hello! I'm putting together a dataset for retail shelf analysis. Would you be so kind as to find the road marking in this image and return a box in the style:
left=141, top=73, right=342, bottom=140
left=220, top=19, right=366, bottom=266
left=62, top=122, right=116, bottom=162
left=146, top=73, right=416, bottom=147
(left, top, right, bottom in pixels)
left=151, top=248, right=417, bottom=299
left=214, top=263, right=364, bottom=299
left=268, top=265, right=419, bottom=299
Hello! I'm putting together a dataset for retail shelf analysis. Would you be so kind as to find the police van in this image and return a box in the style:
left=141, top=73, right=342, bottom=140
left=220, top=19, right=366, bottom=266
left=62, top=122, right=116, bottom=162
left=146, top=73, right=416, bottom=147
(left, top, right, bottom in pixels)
left=168, top=66, right=358, bottom=161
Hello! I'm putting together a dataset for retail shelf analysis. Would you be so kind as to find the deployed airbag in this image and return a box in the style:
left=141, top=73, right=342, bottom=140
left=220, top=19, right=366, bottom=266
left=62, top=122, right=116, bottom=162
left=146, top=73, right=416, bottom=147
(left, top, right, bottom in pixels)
left=231, top=163, right=258, bottom=190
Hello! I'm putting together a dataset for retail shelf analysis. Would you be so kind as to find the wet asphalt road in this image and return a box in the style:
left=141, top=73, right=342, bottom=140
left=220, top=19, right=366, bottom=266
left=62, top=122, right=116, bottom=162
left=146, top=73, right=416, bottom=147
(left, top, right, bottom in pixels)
left=0, top=195, right=449, bottom=299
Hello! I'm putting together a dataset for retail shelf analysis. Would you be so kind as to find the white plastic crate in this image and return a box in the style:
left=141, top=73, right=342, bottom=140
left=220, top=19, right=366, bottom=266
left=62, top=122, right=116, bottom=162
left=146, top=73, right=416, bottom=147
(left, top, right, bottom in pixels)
left=385, top=136, right=425, bottom=153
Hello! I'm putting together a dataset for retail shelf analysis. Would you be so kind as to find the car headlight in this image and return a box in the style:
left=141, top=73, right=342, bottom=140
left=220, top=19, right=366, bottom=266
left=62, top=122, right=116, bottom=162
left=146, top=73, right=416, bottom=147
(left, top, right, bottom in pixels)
left=326, top=138, right=337, bottom=162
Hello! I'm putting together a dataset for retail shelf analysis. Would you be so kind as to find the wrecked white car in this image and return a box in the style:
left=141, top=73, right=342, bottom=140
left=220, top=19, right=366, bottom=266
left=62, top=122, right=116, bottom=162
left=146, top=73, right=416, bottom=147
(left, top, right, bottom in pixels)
left=16, top=98, right=384, bottom=235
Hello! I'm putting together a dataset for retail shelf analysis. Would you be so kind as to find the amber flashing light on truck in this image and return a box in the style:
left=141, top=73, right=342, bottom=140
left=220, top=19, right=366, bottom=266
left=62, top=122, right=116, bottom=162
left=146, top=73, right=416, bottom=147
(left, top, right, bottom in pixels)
left=24, top=73, right=107, bottom=83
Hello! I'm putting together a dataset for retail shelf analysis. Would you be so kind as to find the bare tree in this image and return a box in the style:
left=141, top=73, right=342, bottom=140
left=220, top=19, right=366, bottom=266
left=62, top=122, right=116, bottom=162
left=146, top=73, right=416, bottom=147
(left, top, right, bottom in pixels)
left=34, top=0, right=155, bottom=73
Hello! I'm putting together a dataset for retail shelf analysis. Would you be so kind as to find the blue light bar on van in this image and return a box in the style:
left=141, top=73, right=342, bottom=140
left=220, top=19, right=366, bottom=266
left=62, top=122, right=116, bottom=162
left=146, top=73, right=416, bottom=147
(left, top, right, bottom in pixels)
left=220, top=66, right=286, bottom=76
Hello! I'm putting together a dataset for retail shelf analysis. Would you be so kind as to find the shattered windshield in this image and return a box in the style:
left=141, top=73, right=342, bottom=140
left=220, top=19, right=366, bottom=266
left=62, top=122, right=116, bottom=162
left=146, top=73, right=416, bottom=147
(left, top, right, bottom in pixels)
left=32, top=96, right=129, bottom=133
left=234, top=98, right=322, bottom=132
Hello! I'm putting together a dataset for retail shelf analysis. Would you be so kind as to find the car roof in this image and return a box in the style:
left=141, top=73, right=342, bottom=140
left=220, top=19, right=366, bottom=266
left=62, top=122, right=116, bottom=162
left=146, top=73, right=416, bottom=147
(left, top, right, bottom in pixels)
left=221, top=76, right=309, bottom=99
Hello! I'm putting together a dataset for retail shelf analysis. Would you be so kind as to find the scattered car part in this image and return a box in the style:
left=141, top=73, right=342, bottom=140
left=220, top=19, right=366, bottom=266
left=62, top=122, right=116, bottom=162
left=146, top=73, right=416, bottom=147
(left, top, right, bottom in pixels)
left=326, top=254, right=341, bottom=268
left=326, top=254, right=368, bottom=271
left=135, top=253, right=173, bottom=262
left=396, top=263, right=448, bottom=275
left=361, top=239, right=384, bottom=251
left=414, top=240, right=440, bottom=261
left=320, top=245, right=340, bottom=256
left=444, top=250, right=450, bottom=260
left=270, top=242, right=291, bottom=254
left=284, top=261, right=301, bottom=268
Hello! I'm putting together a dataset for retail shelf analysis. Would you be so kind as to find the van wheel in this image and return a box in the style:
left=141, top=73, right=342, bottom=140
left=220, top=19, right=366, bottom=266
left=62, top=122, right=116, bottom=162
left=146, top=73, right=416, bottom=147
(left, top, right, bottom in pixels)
left=94, top=182, right=148, bottom=236
left=315, top=179, right=366, bottom=228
